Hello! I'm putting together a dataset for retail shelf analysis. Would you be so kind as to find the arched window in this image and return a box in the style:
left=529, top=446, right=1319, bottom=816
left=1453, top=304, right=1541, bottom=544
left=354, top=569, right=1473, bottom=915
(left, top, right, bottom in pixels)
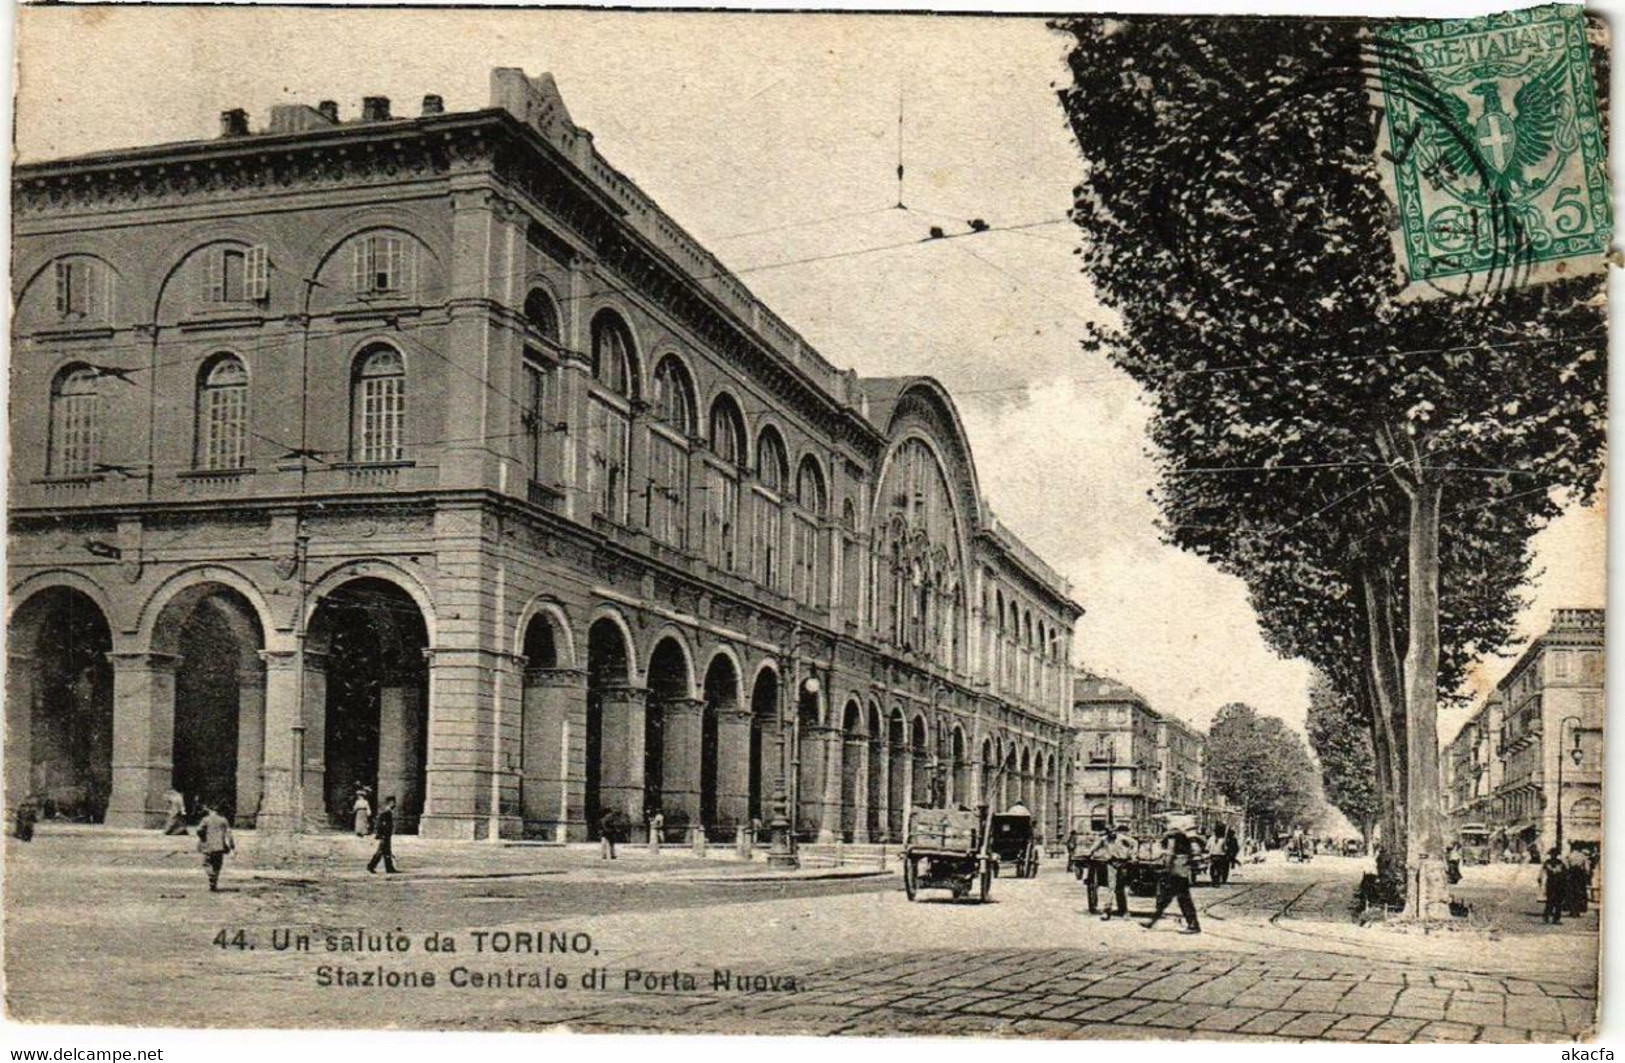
left=647, top=356, right=695, bottom=548
left=705, top=396, right=747, bottom=571
left=49, top=365, right=102, bottom=476
left=754, top=428, right=788, bottom=590
left=524, top=288, right=561, bottom=344
left=520, top=292, right=560, bottom=490
left=757, top=429, right=787, bottom=492
left=352, top=344, right=405, bottom=463
left=196, top=354, right=248, bottom=470
left=652, top=356, right=695, bottom=432
left=793, top=456, right=827, bottom=606
left=587, top=311, right=636, bottom=522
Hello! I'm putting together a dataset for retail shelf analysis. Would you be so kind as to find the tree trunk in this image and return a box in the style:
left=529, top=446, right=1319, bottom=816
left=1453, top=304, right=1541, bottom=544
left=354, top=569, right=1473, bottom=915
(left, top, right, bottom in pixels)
left=1402, top=478, right=1451, bottom=920
left=1361, top=566, right=1408, bottom=897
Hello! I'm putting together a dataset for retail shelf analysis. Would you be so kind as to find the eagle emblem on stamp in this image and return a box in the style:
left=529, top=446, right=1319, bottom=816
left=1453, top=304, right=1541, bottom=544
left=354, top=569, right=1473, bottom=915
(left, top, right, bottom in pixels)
left=1373, top=4, right=1611, bottom=294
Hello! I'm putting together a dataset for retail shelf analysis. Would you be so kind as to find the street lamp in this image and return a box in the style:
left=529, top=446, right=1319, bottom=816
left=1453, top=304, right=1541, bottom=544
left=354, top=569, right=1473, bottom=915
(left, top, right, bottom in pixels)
left=1555, top=715, right=1585, bottom=851
left=767, top=670, right=815, bottom=870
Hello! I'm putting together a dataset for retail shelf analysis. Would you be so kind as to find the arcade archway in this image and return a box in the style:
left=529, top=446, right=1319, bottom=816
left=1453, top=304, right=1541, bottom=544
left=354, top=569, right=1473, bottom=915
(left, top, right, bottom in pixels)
left=8, top=587, right=113, bottom=821
left=307, top=578, right=430, bottom=831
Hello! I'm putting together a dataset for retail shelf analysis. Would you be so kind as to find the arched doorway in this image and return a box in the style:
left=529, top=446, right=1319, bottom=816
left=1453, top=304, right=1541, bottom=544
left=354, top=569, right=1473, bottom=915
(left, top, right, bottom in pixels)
left=951, top=727, right=968, bottom=808
left=585, top=617, right=634, bottom=839
left=887, top=710, right=907, bottom=841
left=519, top=609, right=569, bottom=839
left=308, top=578, right=430, bottom=831
left=151, top=585, right=265, bottom=822
left=646, top=637, right=692, bottom=836
left=981, top=738, right=995, bottom=809
left=865, top=703, right=884, bottom=842
left=747, top=666, right=777, bottom=829
left=795, top=685, right=822, bottom=838
left=839, top=700, right=864, bottom=842
left=700, top=655, right=739, bottom=836
left=910, top=716, right=929, bottom=809
left=8, top=587, right=113, bottom=821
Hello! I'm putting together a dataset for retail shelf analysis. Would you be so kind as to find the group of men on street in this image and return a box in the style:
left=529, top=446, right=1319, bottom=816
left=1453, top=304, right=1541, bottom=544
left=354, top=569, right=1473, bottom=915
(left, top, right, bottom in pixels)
left=1070, top=821, right=1239, bottom=935
left=174, top=793, right=401, bottom=891
left=1539, top=841, right=1595, bottom=925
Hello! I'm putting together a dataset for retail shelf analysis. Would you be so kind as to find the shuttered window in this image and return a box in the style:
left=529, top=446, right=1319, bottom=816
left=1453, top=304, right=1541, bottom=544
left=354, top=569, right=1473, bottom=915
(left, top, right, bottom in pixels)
left=352, top=235, right=414, bottom=296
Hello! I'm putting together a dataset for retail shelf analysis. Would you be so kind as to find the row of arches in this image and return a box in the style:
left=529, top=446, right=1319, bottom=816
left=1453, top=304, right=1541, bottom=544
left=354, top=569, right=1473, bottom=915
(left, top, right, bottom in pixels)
left=9, top=575, right=430, bottom=829
left=8, top=562, right=1067, bottom=841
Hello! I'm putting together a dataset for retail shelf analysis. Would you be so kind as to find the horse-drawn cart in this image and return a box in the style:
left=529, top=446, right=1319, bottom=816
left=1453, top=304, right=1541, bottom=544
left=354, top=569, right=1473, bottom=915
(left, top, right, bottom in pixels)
left=903, top=807, right=995, bottom=903
left=988, top=809, right=1040, bottom=878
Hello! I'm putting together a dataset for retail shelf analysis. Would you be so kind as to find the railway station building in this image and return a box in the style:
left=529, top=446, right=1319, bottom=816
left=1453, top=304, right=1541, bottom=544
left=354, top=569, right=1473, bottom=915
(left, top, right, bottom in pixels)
left=8, top=69, right=1083, bottom=842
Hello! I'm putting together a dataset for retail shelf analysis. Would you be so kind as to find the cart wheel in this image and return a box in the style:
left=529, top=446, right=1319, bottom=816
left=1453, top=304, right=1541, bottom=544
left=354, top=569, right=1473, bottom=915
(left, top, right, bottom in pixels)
left=978, top=861, right=994, bottom=903
left=903, top=856, right=918, bottom=901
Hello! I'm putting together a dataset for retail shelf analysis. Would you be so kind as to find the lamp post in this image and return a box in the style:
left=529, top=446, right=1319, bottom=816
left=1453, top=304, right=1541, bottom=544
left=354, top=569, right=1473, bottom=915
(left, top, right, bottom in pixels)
left=767, top=670, right=813, bottom=870
left=1555, top=715, right=1584, bottom=851
left=1101, top=738, right=1116, bottom=829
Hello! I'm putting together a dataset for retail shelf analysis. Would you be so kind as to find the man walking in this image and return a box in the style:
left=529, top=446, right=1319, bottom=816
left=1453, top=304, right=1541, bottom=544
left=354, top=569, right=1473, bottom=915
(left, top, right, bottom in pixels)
left=196, top=802, right=234, bottom=892
left=1208, top=825, right=1230, bottom=886
left=1539, top=847, right=1566, bottom=924
left=1084, top=829, right=1113, bottom=915
left=162, top=788, right=189, bottom=836
left=1143, top=827, right=1201, bottom=934
left=1102, top=826, right=1134, bottom=921
left=1565, top=843, right=1592, bottom=917
left=368, top=796, right=400, bottom=874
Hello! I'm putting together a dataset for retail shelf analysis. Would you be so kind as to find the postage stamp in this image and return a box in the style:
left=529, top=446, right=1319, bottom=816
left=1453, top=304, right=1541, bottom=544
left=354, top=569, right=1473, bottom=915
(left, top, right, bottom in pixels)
left=1373, top=3, right=1611, bottom=293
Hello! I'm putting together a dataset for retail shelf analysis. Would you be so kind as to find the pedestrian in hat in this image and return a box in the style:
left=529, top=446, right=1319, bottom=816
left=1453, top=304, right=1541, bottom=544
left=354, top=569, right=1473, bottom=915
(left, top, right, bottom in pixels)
left=367, top=796, right=400, bottom=874
left=1142, top=827, right=1200, bottom=934
left=196, top=801, right=235, bottom=892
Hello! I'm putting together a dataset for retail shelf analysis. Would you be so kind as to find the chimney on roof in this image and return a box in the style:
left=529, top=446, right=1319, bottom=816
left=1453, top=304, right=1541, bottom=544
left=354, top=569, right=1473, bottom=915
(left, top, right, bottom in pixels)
left=317, top=100, right=340, bottom=123
left=219, top=108, right=250, bottom=138
left=361, top=96, right=391, bottom=122
left=421, top=94, right=444, bottom=116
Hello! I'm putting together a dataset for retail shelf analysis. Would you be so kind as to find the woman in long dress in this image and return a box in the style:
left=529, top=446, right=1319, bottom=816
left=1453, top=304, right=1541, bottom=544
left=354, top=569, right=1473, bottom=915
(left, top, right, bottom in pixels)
left=353, top=789, right=372, bottom=837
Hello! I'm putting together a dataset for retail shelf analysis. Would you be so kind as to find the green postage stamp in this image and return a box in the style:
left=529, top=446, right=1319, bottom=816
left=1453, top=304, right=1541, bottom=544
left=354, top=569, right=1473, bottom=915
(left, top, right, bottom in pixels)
left=1373, top=4, right=1611, bottom=295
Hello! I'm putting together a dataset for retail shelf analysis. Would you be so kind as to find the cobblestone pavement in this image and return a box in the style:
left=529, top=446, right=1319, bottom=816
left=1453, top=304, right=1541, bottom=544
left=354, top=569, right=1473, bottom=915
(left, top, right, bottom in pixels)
left=4, top=831, right=1598, bottom=1042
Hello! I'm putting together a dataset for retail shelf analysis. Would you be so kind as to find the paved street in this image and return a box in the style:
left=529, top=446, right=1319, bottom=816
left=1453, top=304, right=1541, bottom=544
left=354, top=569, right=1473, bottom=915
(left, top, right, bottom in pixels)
left=4, top=829, right=1598, bottom=1041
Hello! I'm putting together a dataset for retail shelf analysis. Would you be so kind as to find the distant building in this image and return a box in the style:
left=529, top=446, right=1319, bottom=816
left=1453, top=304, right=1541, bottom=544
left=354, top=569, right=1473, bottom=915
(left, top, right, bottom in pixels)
left=1445, top=608, right=1603, bottom=858
left=1156, top=715, right=1204, bottom=812
left=1068, top=674, right=1160, bottom=832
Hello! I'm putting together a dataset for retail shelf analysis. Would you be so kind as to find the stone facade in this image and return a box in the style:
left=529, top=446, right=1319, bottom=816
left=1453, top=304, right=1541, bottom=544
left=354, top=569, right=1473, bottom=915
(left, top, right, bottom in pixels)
left=8, top=70, right=1081, bottom=842
left=1445, top=608, right=1604, bottom=858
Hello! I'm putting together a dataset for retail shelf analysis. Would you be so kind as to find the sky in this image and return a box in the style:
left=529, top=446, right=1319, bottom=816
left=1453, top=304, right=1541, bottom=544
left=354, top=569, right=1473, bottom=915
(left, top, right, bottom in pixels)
left=13, top=6, right=1606, bottom=741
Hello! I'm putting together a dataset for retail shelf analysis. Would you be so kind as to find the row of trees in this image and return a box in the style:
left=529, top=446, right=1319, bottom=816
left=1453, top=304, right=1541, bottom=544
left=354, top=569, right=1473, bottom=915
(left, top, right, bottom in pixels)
left=1205, top=702, right=1321, bottom=837
left=1057, top=17, right=1607, bottom=916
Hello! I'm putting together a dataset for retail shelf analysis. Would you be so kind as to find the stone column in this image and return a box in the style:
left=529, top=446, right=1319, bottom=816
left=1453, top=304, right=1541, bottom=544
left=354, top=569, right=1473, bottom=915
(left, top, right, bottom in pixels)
left=256, top=649, right=327, bottom=833
left=895, top=743, right=913, bottom=842
left=233, top=662, right=266, bottom=826
left=377, top=683, right=424, bottom=819
left=599, top=685, right=648, bottom=825
left=421, top=646, right=508, bottom=841
left=660, top=696, right=705, bottom=825
left=6, top=652, right=36, bottom=812
left=521, top=667, right=586, bottom=840
left=818, top=727, right=843, bottom=843
left=873, top=738, right=890, bottom=843
left=716, top=706, right=753, bottom=832
left=105, top=651, right=180, bottom=828
left=846, top=733, right=869, bottom=843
